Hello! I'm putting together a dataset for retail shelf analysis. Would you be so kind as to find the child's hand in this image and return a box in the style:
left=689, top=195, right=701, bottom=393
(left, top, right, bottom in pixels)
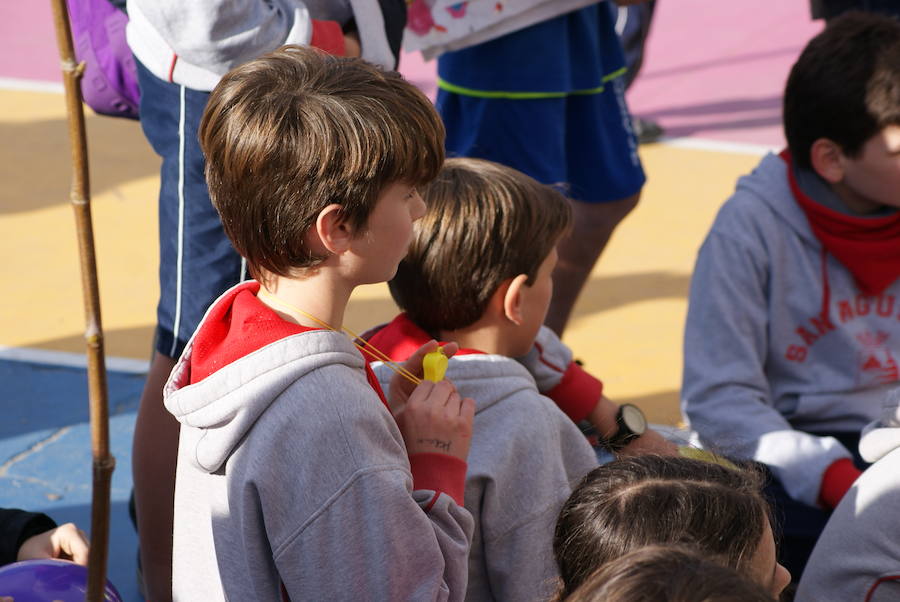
left=343, top=31, right=361, bottom=57
left=389, top=341, right=475, bottom=460
left=396, top=379, right=475, bottom=462
left=388, top=340, right=459, bottom=411
left=620, top=429, right=679, bottom=457
left=16, top=522, right=90, bottom=565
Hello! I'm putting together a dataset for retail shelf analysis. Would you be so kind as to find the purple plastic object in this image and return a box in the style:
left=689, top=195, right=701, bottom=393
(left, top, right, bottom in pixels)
left=65, top=0, right=140, bottom=119
left=0, top=559, right=123, bottom=602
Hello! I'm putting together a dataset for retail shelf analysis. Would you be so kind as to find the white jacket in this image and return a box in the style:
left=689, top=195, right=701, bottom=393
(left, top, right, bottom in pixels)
left=127, top=0, right=400, bottom=90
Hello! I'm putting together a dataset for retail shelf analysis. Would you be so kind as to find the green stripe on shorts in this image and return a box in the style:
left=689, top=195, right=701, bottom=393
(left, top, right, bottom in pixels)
left=437, top=67, right=627, bottom=100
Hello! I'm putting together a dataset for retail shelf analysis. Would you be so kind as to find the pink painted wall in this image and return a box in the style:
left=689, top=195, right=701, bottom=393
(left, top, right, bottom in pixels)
left=4, top=1, right=824, bottom=147
left=627, top=1, right=822, bottom=147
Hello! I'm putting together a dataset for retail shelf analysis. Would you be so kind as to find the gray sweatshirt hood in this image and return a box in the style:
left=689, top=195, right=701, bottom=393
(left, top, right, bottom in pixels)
left=441, top=353, right=539, bottom=415
left=164, top=329, right=363, bottom=473
left=736, top=152, right=820, bottom=246
left=372, top=351, right=541, bottom=416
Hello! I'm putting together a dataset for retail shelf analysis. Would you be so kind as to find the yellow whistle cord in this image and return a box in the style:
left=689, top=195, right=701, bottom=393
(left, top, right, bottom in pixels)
left=257, top=289, right=423, bottom=385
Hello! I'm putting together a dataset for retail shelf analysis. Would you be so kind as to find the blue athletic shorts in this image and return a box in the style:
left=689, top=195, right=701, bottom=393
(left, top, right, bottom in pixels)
left=437, top=81, right=644, bottom=203
left=136, top=60, right=245, bottom=359
left=435, top=5, right=645, bottom=203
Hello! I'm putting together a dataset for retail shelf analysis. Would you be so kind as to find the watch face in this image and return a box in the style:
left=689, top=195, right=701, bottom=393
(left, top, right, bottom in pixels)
left=621, top=405, right=647, bottom=434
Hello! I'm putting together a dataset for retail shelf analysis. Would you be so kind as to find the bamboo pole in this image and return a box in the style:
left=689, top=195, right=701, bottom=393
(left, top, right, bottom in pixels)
left=47, top=1, right=116, bottom=600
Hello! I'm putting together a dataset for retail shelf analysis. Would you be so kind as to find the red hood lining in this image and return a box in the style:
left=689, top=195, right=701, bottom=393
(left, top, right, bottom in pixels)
left=782, top=149, right=900, bottom=296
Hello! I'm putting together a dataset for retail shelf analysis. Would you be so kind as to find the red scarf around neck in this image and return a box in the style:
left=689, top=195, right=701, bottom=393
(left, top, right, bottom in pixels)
left=782, top=150, right=900, bottom=296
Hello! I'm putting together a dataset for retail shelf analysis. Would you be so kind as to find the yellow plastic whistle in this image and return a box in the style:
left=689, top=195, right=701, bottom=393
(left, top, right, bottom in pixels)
left=423, top=347, right=449, bottom=383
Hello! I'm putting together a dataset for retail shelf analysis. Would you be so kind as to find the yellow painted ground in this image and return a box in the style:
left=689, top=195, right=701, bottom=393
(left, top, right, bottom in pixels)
left=1, top=88, right=761, bottom=424
left=1, top=89, right=160, bottom=358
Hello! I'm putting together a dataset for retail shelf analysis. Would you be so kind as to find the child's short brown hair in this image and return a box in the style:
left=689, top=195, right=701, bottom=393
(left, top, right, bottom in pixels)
left=564, top=545, right=772, bottom=602
left=389, top=158, right=571, bottom=336
left=199, top=45, right=445, bottom=280
left=784, top=12, right=900, bottom=168
left=553, top=456, right=772, bottom=598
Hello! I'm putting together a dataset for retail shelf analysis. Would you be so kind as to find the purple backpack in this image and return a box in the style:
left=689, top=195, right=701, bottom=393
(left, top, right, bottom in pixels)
left=66, top=0, right=140, bottom=119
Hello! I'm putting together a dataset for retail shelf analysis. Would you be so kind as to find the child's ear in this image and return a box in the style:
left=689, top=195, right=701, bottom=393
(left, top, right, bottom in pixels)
left=314, top=204, right=353, bottom=254
left=502, top=274, right=530, bottom=326
left=810, top=138, right=846, bottom=184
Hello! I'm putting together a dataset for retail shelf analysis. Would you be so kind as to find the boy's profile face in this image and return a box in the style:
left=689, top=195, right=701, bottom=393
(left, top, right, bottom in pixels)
left=838, top=125, right=900, bottom=212
left=349, top=181, right=427, bottom=285
left=509, top=246, right=558, bottom=357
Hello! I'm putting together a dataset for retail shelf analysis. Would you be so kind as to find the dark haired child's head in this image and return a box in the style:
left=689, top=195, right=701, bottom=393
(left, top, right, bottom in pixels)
left=388, top=158, right=571, bottom=356
left=199, top=45, right=445, bottom=283
left=553, top=456, right=790, bottom=599
left=563, top=545, right=774, bottom=602
left=784, top=12, right=900, bottom=212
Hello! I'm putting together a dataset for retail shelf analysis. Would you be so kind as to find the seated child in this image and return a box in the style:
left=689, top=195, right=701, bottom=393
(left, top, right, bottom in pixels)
left=163, top=46, right=476, bottom=599
left=553, top=456, right=791, bottom=600
left=796, top=389, right=900, bottom=601
left=681, top=12, right=900, bottom=577
left=365, top=157, right=674, bottom=600
left=563, top=545, right=773, bottom=602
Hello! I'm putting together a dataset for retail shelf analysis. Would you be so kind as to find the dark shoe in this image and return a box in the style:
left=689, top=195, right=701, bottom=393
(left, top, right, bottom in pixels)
left=633, top=117, right=664, bottom=144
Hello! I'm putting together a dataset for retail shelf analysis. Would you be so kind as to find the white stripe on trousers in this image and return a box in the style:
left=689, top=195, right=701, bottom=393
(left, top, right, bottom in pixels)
left=169, top=85, right=187, bottom=357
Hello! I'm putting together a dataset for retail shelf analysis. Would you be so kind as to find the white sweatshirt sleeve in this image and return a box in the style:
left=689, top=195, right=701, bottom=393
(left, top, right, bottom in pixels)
left=127, top=0, right=399, bottom=90
left=516, top=326, right=574, bottom=393
left=682, top=229, right=850, bottom=506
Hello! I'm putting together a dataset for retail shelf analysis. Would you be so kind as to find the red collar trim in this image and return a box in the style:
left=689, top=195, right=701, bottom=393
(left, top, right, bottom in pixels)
left=781, top=150, right=900, bottom=295
left=364, top=314, right=486, bottom=362
left=188, top=282, right=390, bottom=409
left=455, top=347, right=488, bottom=356
left=189, top=282, right=318, bottom=384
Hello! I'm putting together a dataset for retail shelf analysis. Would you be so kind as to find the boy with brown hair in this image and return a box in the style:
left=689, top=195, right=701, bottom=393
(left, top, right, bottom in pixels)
left=162, top=45, right=475, bottom=600
left=365, top=157, right=675, bottom=601
left=682, top=11, right=900, bottom=579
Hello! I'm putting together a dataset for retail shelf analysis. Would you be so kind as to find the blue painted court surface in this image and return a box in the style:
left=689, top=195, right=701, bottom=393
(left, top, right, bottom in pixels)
left=1, top=359, right=143, bottom=600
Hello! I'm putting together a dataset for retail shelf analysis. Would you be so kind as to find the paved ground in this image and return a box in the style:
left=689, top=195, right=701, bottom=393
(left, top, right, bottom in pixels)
left=0, top=2, right=821, bottom=599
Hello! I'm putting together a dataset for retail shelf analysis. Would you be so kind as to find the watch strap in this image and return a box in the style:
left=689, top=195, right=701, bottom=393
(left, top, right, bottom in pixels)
left=605, top=405, right=644, bottom=451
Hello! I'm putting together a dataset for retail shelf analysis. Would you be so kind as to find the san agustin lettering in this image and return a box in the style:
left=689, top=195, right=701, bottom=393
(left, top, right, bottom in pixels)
left=785, top=294, right=898, bottom=363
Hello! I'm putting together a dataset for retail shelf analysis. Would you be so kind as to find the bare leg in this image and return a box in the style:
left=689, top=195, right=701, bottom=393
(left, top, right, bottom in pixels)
left=546, top=192, right=640, bottom=335
left=132, top=353, right=179, bottom=602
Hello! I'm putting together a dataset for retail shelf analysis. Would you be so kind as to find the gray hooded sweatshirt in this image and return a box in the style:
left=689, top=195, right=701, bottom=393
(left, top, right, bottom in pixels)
left=796, top=389, right=900, bottom=601
left=369, top=318, right=599, bottom=601
left=682, top=152, right=900, bottom=506
left=165, top=283, right=473, bottom=600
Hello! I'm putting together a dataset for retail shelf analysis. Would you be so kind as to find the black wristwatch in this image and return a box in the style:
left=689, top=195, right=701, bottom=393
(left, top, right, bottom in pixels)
left=604, top=404, right=648, bottom=451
